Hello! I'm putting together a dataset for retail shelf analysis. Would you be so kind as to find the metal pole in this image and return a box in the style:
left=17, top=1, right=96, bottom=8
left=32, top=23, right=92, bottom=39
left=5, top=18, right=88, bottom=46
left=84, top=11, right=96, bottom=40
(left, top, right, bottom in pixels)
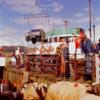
left=53, top=22, right=55, bottom=31
left=93, top=25, right=95, bottom=42
left=89, top=0, right=92, bottom=38
left=64, top=20, right=69, bottom=30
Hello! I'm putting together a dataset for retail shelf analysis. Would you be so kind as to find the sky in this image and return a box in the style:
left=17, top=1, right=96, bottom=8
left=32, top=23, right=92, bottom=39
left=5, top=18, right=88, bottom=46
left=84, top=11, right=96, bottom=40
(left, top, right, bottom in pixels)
left=0, top=0, right=100, bottom=46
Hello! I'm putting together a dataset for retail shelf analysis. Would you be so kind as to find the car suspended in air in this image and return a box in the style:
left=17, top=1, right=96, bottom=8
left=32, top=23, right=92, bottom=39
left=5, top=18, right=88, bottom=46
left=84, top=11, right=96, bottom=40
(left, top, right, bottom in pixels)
left=25, top=29, right=47, bottom=44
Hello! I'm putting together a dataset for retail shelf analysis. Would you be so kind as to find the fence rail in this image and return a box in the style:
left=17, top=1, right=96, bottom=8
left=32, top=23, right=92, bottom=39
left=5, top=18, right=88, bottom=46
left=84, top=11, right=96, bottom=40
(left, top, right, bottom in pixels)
left=3, top=54, right=96, bottom=89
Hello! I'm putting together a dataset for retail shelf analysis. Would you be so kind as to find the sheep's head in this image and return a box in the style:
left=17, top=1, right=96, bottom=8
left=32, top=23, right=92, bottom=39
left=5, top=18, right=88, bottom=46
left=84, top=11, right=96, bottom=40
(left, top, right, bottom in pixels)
left=36, top=83, right=48, bottom=100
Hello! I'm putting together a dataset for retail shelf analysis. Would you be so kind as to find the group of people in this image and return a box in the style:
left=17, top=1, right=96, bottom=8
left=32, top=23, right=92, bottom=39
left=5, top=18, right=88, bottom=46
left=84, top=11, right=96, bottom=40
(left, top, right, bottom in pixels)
left=15, top=33, right=100, bottom=81
left=57, top=33, right=100, bottom=81
left=27, top=45, right=55, bottom=55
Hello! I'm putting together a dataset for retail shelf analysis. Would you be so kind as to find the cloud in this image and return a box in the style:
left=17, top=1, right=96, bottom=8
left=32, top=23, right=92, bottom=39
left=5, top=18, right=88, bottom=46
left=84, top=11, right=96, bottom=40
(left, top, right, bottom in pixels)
left=1, top=0, right=100, bottom=46
left=0, top=16, right=100, bottom=46
left=53, top=2, right=64, bottom=13
left=74, top=13, right=85, bottom=17
left=10, top=16, right=64, bottom=32
left=84, top=6, right=89, bottom=12
left=95, top=16, right=100, bottom=23
left=3, top=0, right=64, bottom=14
left=0, top=25, right=27, bottom=46
left=67, top=16, right=88, bottom=28
left=0, top=26, right=17, bottom=36
left=5, top=16, right=65, bottom=45
left=4, top=0, right=43, bottom=14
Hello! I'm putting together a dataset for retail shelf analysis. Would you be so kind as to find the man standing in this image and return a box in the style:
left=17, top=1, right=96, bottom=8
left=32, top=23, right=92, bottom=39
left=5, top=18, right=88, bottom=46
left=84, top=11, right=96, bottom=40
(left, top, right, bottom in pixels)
left=60, top=43, right=70, bottom=79
left=81, top=33, right=94, bottom=81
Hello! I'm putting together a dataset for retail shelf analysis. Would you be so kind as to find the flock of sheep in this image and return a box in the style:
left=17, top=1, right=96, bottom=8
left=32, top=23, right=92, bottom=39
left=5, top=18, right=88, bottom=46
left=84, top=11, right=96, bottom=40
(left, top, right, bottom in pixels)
left=21, top=81, right=100, bottom=100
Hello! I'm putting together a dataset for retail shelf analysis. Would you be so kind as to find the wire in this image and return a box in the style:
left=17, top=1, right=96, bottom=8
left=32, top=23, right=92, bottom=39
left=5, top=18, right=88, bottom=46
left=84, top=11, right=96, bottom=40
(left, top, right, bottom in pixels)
left=24, top=0, right=50, bottom=35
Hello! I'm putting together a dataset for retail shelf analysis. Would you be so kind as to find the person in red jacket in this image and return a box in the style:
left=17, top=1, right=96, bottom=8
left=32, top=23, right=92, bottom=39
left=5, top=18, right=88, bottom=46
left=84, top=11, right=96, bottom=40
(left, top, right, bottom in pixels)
left=73, top=33, right=82, bottom=58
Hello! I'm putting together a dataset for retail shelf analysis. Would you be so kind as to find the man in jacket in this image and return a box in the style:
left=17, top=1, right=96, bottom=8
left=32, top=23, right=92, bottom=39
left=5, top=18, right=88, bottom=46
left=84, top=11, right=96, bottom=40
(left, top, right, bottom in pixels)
left=81, top=33, right=94, bottom=81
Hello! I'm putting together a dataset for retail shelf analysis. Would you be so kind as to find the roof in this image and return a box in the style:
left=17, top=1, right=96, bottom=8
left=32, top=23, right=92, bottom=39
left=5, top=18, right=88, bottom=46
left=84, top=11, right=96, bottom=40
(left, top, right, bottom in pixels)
left=48, top=34, right=76, bottom=38
left=30, top=29, right=45, bottom=32
left=46, top=28, right=81, bottom=37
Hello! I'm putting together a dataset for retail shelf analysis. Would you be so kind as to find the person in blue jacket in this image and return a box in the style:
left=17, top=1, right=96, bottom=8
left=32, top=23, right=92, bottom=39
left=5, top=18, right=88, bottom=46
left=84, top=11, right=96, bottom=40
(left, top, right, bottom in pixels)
left=81, top=33, right=94, bottom=81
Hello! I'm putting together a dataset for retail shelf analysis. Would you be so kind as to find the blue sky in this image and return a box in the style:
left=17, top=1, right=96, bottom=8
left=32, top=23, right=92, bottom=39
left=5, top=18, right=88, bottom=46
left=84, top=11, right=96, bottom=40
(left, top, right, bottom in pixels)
left=0, top=0, right=100, bottom=46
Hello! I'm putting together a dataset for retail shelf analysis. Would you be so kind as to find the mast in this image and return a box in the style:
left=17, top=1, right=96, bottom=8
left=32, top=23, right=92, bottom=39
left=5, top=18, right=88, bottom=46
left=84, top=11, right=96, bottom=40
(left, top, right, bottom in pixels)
left=89, top=0, right=92, bottom=38
left=63, top=20, right=69, bottom=30
left=93, top=25, right=95, bottom=42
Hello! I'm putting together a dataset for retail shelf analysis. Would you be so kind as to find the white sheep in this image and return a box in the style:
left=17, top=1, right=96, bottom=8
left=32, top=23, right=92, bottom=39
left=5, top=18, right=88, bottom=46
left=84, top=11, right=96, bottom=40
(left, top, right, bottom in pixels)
left=21, top=82, right=47, bottom=100
left=46, top=81, right=100, bottom=100
left=45, top=81, right=87, bottom=100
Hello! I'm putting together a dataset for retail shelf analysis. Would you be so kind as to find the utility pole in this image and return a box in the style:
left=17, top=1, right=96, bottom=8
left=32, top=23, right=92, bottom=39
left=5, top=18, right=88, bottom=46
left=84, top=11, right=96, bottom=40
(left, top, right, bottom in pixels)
left=89, top=0, right=92, bottom=38
left=53, top=22, right=55, bottom=31
left=51, top=22, right=55, bottom=37
left=93, top=25, right=95, bottom=42
left=63, top=20, right=69, bottom=30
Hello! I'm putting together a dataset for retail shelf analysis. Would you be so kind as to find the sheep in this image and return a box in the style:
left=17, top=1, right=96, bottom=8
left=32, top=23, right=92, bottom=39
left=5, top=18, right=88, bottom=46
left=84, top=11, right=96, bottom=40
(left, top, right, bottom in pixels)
left=46, top=81, right=100, bottom=100
left=45, top=81, right=87, bottom=100
left=80, top=93, right=100, bottom=100
left=92, top=83, right=100, bottom=96
left=21, top=82, right=39, bottom=100
left=21, top=81, right=47, bottom=100
left=0, top=91, right=14, bottom=100
left=84, top=82, right=100, bottom=96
